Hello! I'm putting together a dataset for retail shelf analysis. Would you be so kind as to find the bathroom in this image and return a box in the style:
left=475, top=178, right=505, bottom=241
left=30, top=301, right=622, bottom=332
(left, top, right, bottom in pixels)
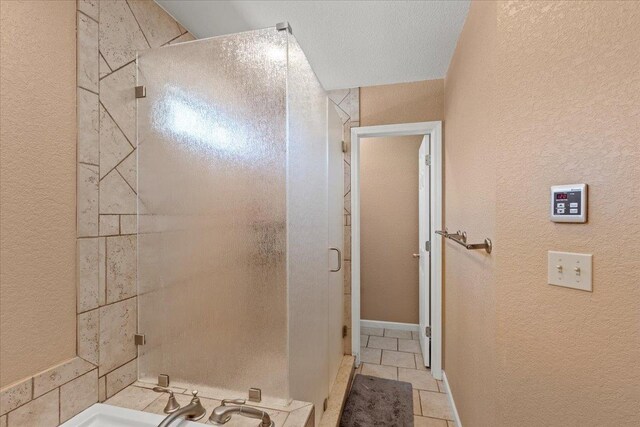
left=0, top=1, right=639, bottom=426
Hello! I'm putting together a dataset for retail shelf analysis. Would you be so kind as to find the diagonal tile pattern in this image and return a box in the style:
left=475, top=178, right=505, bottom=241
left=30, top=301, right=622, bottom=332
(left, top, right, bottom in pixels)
left=99, top=169, right=137, bottom=214
left=116, top=151, right=137, bottom=192
left=99, top=53, right=112, bottom=79
left=78, top=87, right=100, bottom=165
left=99, top=104, right=133, bottom=179
left=88, top=0, right=195, bottom=408
left=77, top=12, right=99, bottom=92
left=99, top=0, right=149, bottom=70
left=127, top=0, right=182, bottom=48
left=99, top=62, right=137, bottom=145
left=357, top=328, right=456, bottom=426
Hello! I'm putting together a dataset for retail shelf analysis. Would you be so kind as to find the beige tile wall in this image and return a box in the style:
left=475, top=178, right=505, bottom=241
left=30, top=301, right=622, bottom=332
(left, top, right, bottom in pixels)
left=0, top=1, right=195, bottom=425
left=77, top=0, right=196, bottom=409
left=327, top=89, right=360, bottom=355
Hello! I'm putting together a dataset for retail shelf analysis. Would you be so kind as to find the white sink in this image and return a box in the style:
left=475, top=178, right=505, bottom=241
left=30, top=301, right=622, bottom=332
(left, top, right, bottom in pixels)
left=61, top=403, right=202, bottom=427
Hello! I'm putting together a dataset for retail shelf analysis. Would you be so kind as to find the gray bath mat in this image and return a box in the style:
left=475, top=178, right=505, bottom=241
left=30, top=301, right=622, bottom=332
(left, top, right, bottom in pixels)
left=340, top=374, right=413, bottom=427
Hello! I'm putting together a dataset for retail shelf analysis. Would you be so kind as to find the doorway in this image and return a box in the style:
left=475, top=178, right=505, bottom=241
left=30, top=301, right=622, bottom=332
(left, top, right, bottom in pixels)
left=350, top=122, right=443, bottom=380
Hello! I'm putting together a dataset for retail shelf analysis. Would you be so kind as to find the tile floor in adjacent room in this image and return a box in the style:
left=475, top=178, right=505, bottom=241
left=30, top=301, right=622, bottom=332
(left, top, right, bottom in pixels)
left=357, top=327, right=456, bottom=427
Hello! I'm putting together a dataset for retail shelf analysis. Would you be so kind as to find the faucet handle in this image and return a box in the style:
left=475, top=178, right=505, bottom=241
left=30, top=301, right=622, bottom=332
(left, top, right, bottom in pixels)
left=190, top=390, right=202, bottom=404
left=221, top=398, right=247, bottom=406
left=152, top=387, right=180, bottom=414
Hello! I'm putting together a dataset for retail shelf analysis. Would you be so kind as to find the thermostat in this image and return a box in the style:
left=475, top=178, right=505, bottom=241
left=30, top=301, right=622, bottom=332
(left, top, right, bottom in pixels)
left=550, top=184, right=587, bottom=223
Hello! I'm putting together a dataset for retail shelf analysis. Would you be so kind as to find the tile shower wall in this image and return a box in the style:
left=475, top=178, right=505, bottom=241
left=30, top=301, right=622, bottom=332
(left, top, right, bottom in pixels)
left=77, top=0, right=195, bottom=406
left=0, top=2, right=194, bottom=425
left=327, top=89, right=360, bottom=355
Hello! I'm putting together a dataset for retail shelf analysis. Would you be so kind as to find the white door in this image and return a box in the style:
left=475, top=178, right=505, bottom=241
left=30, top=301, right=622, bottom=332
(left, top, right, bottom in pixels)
left=418, top=135, right=431, bottom=367
left=327, top=103, right=344, bottom=389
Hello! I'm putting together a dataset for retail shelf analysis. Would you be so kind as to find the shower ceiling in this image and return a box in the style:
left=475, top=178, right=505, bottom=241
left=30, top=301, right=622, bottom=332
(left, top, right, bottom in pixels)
left=156, top=0, right=470, bottom=90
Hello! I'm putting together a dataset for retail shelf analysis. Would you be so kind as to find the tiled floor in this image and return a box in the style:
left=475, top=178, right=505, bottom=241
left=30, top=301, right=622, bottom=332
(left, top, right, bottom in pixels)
left=358, top=327, right=456, bottom=427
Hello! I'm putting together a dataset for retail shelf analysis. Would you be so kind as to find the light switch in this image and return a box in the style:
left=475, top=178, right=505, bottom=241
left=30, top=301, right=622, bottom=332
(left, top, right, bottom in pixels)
left=548, top=251, right=592, bottom=291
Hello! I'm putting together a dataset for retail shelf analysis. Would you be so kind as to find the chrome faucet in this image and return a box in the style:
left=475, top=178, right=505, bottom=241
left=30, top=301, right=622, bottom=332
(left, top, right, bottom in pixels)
left=157, top=390, right=206, bottom=427
left=209, top=399, right=274, bottom=427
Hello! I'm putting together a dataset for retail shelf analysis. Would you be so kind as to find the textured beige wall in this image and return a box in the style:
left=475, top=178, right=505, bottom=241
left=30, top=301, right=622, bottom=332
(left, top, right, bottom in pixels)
left=359, top=80, right=444, bottom=324
left=443, top=1, right=497, bottom=425
left=360, top=80, right=444, bottom=127
left=445, top=1, right=640, bottom=425
left=495, top=2, right=640, bottom=425
left=360, top=136, right=422, bottom=324
left=0, top=0, right=77, bottom=388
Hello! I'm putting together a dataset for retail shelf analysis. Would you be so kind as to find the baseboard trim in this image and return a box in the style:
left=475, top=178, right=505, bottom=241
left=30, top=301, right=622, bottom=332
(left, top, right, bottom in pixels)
left=442, top=371, right=462, bottom=427
left=360, top=319, right=419, bottom=332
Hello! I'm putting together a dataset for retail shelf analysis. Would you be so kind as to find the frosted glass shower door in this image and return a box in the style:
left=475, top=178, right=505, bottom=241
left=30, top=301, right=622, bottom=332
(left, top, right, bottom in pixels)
left=136, top=29, right=290, bottom=400
left=327, top=103, right=344, bottom=391
left=286, top=34, right=330, bottom=424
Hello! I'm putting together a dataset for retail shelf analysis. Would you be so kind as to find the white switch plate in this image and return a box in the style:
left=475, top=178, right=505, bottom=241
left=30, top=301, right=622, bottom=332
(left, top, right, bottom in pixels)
left=548, top=251, right=592, bottom=291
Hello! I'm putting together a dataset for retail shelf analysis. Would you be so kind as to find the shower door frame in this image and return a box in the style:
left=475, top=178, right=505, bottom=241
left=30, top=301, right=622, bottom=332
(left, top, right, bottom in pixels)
left=350, top=121, right=443, bottom=380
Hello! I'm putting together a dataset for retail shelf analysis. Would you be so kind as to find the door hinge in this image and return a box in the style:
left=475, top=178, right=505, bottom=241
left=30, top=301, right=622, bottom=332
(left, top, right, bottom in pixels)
left=425, top=326, right=432, bottom=338
left=341, top=140, right=347, bottom=153
left=134, top=334, right=146, bottom=345
left=425, top=241, right=430, bottom=252
left=276, top=21, right=292, bottom=33
left=323, top=397, right=328, bottom=411
left=342, top=325, right=348, bottom=338
left=425, top=155, right=431, bottom=166
left=135, top=85, right=146, bottom=98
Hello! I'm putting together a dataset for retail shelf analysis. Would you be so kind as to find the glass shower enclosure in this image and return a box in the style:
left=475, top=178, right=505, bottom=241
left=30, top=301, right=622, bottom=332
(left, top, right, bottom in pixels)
left=136, top=25, right=340, bottom=421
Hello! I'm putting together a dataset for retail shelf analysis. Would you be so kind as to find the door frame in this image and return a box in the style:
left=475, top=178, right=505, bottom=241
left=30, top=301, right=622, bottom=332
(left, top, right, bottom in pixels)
left=350, top=121, right=443, bottom=380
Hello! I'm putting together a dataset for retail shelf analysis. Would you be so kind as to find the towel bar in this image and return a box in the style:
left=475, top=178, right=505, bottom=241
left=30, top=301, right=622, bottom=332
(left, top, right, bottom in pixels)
left=435, top=229, right=492, bottom=254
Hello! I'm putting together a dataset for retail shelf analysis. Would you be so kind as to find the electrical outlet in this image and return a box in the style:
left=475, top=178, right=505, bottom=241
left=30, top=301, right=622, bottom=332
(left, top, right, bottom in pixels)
left=548, top=251, right=592, bottom=292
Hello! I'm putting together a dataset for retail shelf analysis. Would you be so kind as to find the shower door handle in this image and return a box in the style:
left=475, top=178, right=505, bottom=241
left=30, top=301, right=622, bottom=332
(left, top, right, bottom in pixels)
left=329, top=247, right=342, bottom=272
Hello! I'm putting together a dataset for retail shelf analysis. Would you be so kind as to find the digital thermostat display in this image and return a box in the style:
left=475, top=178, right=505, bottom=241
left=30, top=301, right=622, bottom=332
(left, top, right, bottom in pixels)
left=550, top=184, right=587, bottom=223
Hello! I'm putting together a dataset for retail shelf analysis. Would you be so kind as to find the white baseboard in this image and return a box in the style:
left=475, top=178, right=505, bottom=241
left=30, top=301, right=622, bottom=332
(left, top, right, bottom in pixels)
left=360, top=319, right=419, bottom=332
left=442, top=371, right=462, bottom=427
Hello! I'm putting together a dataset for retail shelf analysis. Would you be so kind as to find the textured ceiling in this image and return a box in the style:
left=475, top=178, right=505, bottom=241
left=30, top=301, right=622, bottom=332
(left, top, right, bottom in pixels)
left=156, top=0, right=470, bottom=90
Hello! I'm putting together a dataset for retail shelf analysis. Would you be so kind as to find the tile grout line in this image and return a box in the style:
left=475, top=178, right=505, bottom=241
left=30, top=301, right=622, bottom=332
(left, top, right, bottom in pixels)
left=162, top=32, right=187, bottom=46
left=103, top=356, right=138, bottom=397
left=99, top=48, right=112, bottom=68
left=79, top=85, right=99, bottom=96
left=98, top=146, right=134, bottom=183
left=2, top=367, right=99, bottom=420
left=79, top=161, right=99, bottom=167
left=78, top=0, right=100, bottom=400
left=115, top=167, right=137, bottom=196
left=103, top=237, right=108, bottom=307
left=96, top=5, right=101, bottom=303
left=77, top=9, right=98, bottom=25
left=99, top=100, right=135, bottom=151
left=99, top=57, right=135, bottom=82
left=99, top=50, right=112, bottom=78
left=125, top=0, right=152, bottom=50
left=77, top=294, right=136, bottom=316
